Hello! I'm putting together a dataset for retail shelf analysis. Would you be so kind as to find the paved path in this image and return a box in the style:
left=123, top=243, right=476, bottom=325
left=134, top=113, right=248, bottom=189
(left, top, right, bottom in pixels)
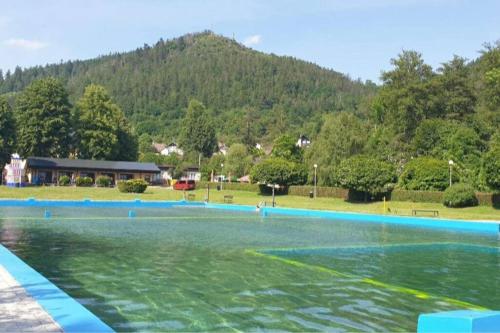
left=0, top=265, right=63, bottom=332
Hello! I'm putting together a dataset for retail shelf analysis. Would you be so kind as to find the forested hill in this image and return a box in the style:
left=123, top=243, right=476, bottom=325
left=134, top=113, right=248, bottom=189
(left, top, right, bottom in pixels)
left=0, top=31, right=375, bottom=143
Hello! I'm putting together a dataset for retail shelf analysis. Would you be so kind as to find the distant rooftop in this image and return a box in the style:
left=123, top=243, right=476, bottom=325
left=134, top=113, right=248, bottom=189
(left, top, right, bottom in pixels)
left=27, top=157, right=160, bottom=173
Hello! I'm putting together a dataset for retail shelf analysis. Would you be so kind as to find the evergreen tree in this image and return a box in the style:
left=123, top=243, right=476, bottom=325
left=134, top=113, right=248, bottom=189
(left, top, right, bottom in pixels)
left=15, top=77, right=72, bottom=157
left=179, top=99, right=217, bottom=157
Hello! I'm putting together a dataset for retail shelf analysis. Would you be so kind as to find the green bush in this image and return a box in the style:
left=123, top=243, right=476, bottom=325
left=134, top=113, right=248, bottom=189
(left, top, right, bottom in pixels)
left=117, top=179, right=148, bottom=193
left=96, top=176, right=112, bottom=187
left=75, top=176, right=93, bottom=187
left=399, top=157, right=455, bottom=191
left=58, top=175, right=70, bottom=186
left=250, top=158, right=307, bottom=188
left=333, top=155, right=396, bottom=201
left=483, top=147, right=500, bottom=192
left=443, top=183, right=478, bottom=208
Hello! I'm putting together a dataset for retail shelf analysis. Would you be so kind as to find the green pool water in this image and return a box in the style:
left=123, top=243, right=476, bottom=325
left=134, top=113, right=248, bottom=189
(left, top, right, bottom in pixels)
left=0, top=206, right=499, bottom=332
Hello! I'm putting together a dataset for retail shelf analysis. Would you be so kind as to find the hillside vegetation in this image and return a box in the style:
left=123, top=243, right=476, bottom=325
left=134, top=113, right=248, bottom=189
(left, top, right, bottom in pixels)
left=0, top=31, right=374, bottom=143
left=1, top=32, right=499, bottom=196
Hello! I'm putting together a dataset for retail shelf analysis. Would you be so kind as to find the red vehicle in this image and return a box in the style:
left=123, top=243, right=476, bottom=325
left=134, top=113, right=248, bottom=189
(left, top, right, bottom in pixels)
left=173, top=180, right=196, bottom=191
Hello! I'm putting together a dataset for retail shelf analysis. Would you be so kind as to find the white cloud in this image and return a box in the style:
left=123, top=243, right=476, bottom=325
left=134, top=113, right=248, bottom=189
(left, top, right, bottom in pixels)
left=4, top=38, right=48, bottom=50
left=243, top=35, right=261, bottom=47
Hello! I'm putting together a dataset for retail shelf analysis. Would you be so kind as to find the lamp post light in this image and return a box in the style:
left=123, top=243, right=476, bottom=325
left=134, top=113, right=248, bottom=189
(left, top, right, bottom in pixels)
left=220, top=163, right=224, bottom=190
left=448, top=160, right=454, bottom=187
left=313, top=164, right=318, bottom=199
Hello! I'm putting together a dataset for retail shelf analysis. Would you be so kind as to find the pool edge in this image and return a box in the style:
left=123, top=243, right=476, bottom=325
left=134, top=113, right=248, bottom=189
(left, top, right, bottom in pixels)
left=205, top=203, right=500, bottom=234
left=0, top=244, right=114, bottom=333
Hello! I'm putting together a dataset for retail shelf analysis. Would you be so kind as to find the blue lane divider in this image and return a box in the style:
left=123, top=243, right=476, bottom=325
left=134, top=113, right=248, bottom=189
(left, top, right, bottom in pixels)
left=0, top=244, right=114, bottom=332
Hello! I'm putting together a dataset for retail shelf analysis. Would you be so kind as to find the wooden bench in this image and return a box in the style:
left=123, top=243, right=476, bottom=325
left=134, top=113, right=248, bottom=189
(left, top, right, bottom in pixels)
left=223, top=195, right=233, bottom=203
left=412, top=209, right=439, bottom=217
left=187, top=193, right=196, bottom=201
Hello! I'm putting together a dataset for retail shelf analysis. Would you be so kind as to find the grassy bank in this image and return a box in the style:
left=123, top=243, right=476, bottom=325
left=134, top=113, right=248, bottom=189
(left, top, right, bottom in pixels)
left=0, top=185, right=498, bottom=221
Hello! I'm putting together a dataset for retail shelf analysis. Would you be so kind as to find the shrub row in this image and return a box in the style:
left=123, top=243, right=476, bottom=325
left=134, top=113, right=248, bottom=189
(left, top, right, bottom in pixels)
left=288, top=185, right=348, bottom=199
left=117, top=179, right=148, bottom=193
left=199, top=181, right=498, bottom=207
left=197, top=181, right=259, bottom=192
left=389, top=189, right=443, bottom=203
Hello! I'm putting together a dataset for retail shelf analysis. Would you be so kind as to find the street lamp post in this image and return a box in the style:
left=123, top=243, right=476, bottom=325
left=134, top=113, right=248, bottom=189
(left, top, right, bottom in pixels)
left=220, top=163, right=224, bottom=190
left=313, top=164, right=318, bottom=199
left=448, top=160, right=454, bottom=187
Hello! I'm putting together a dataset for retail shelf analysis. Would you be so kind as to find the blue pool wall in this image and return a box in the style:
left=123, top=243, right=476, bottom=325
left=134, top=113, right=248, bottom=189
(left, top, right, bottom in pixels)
left=205, top=203, right=500, bottom=234
left=0, top=198, right=205, bottom=208
left=0, top=198, right=498, bottom=234
left=418, top=310, right=500, bottom=333
left=0, top=244, right=114, bottom=332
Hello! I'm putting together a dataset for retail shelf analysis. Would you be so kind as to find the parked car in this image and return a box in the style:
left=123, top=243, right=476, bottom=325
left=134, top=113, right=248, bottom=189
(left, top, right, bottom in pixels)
left=173, top=180, right=196, bottom=191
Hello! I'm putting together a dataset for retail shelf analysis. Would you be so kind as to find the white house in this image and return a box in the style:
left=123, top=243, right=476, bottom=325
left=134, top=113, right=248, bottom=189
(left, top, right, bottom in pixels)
left=3, top=154, right=26, bottom=186
left=218, top=142, right=228, bottom=156
left=183, top=166, right=201, bottom=181
left=160, top=143, right=184, bottom=156
left=296, top=135, right=311, bottom=148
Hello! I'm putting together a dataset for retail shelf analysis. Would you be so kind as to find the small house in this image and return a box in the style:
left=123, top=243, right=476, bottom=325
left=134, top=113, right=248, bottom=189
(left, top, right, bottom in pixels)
left=160, top=143, right=184, bottom=156
left=296, top=135, right=311, bottom=148
left=22, top=157, right=160, bottom=185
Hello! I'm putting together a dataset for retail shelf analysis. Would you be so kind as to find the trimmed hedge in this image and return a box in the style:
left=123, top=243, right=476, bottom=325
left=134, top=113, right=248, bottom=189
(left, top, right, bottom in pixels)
left=288, top=185, right=348, bottom=199
left=58, top=175, right=70, bottom=186
left=196, top=181, right=499, bottom=207
left=443, top=183, right=478, bottom=208
left=390, top=189, right=443, bottom=203
left=197, top=181, right=259, bottom=192
left=96, top=176, right=112, bottom=187
left=117, top=179, right=148, bottom=193
left=75, top=176, right=93, bottom=187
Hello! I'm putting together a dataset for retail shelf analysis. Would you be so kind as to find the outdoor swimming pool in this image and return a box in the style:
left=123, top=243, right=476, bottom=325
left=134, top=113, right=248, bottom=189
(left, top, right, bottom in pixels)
left=0, top=203, right=499, bottom=332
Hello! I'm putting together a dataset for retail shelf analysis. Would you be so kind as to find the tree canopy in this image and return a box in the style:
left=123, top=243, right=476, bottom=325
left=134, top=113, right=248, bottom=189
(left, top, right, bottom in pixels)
left=76, top=84, right=137, bottom=160
left=0, top=97, right=16, bottom=165
left=15, top=77, right=72, bottom=158
left=178, top=99, right=217, bottom=157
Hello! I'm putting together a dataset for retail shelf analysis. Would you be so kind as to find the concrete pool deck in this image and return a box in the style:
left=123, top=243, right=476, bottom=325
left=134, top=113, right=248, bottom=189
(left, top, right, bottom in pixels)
left=0, top=244, right=114, bottom=333
left=0, top=265, right=62, bottom=332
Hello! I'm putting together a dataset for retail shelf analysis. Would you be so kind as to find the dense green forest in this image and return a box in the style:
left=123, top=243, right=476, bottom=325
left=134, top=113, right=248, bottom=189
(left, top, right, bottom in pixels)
left=0, top=32, right=499, bottom=196
left=0, top=31, right=374, bottom=144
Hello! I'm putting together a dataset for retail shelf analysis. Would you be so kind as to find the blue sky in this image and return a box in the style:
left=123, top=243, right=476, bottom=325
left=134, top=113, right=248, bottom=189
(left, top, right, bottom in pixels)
left=1, top=0, right=499, bottom=82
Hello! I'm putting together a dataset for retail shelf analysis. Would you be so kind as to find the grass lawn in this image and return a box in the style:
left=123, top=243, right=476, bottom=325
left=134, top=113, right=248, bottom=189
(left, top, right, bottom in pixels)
left=0, top=185, right=498, bottom=221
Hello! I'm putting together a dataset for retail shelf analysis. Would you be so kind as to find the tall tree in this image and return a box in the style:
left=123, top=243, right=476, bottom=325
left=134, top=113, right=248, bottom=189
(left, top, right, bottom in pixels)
left=271, top=134, right=302, bottom=162
left=76, top=84, right=137, bottom=160
left=375, top=50, right=435, bottom=140
left=437, top=56, right=476, bottom=120
left=15, top=77, right=72, bottom=157
left=306, top=113, right=366, bottom=185
left=225, top=144, right=252, bottom=178
left=179, top=99, right=217, bottom=157
left=0, top=96, right=16, bottom=165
